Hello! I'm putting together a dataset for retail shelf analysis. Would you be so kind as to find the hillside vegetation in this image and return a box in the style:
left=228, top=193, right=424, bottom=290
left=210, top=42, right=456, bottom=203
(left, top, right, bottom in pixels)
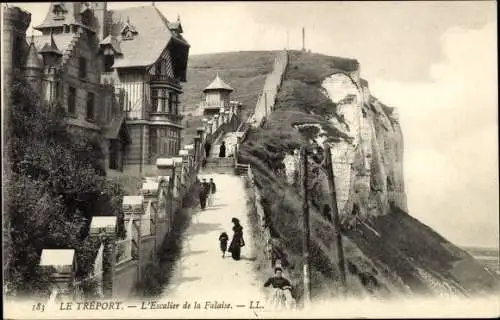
left=238, top=50, right=499, bottom=301
left=180, top=51, right=276, bottom=143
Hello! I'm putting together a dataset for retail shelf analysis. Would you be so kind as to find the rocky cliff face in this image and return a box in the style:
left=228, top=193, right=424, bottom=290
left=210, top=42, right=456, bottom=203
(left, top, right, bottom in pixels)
left=322, top=73, right=407, bottom=220
left=240, top=50, right=499, bottom=299
left=283, top=72, right=407, bottom=222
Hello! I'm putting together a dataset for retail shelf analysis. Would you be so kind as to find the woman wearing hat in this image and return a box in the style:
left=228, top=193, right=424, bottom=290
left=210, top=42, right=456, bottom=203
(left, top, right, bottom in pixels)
left=228, top=217, right=244, bottom=260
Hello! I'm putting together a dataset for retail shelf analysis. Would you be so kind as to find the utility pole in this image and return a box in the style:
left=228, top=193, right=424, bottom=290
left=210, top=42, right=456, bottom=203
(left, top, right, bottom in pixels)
left=264, top=92, right=268, bottom=119
left=323, top=143, right=347, bottom=295
left=301, top=146, right=311, bottom=307
left=302, top=27, right=305, bottom=52
left=286, top=30, right=290, bottom=50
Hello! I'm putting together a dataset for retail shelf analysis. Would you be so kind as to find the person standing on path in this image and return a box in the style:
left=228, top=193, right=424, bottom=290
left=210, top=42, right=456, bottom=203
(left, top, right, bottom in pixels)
left=199, top=178, right=209, bottom=210
left=228, top=217, right=244, bottom=260
left=219, top=141, right=226, bottom=158
left=208, top=178, right=217, bottom=206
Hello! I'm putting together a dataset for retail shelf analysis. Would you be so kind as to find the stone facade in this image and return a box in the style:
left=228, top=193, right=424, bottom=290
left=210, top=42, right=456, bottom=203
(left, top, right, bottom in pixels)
left=2, top=6, right=31, bottom=102
left=2, top=2, right=190, bottom=176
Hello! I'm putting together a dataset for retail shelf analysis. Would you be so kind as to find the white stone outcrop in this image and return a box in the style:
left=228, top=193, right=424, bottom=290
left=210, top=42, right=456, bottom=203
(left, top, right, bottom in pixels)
left=319, top=72, right=407, bottom=219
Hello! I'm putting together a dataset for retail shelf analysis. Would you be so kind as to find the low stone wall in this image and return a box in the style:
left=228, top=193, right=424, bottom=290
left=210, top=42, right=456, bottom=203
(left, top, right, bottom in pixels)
left=113, top=260, right=138, bottom=298
left=244, top=165, right=297, bottom=308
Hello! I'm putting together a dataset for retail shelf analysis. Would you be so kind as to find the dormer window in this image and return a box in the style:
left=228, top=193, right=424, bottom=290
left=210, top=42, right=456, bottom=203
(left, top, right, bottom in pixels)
left=123, top=30, right=134, bottom=40
left=120, top=20, right=138, bottom=41
left=53, top=3, right=66, bottom=20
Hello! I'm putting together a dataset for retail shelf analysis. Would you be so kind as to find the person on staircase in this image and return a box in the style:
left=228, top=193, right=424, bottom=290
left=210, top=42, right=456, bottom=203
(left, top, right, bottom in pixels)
left=208, top=178, right=217, bottom=206
left=228, top=217, right=244, bottom=260
left=205, top=140, right=212, bottom=159
left=219, top=141, right=226, bottom=158
left=199, top=178, right=209, bottom=210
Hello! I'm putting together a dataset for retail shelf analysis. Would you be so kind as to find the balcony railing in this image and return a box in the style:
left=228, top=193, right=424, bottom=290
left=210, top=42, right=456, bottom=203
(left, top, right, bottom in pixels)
left=199, top=101, right=227, bottom=109
left=149, top=112, right=183, bottom=123
left=148, top=75, right=181, bottom=86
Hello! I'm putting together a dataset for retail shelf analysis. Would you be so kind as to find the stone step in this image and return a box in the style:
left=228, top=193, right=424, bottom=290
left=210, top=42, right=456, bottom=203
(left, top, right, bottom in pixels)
left=205, top=157, right=234, bottom=165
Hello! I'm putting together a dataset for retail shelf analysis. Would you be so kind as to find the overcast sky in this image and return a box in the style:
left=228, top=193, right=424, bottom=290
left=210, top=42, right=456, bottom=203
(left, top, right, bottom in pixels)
left=11, top=1, right=498, bottom=248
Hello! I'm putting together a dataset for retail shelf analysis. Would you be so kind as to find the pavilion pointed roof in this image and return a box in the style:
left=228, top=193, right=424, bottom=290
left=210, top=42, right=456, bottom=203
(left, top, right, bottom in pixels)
left=25, top=37, right=43, bottom=69
left=38, top=32, right=62, bottom=55
left=203, top=74, right=234, bottom=93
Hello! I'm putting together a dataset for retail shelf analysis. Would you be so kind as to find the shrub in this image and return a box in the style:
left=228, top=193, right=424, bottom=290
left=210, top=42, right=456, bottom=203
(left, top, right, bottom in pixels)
left=135, top=262, right=168, bottom=297
left=4, top=72, right=125, bottom=296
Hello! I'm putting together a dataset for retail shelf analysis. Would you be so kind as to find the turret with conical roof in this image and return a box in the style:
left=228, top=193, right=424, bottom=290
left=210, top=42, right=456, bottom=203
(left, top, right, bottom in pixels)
left=24, top=35, right=43, bottom=92
left=203, top=73, right=234, bottom=93
left=39, top=32, right=62, bottom=67
left=200, top=74, right=234, bottom=116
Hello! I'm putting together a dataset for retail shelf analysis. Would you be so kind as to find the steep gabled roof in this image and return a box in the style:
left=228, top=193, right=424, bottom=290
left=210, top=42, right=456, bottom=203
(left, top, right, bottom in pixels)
left=109, top=6, right=189, bottom=70
left=103, top=114, right=130, bottom=142
left=99, top=35, right=122, bottom=54
left=34, top=2, right=93, bottom=31
left=203, top=74, right=234, bottom=92
left=31, top=33, right=74, bottom=55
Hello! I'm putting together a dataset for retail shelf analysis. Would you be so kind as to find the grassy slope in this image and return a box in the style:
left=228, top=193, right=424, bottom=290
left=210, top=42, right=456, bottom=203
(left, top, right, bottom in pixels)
left=239, top=51, right=389, bottom=300
left=239, top=50, right=499, bottom=300
left=180, top=51, right=276, bottom=144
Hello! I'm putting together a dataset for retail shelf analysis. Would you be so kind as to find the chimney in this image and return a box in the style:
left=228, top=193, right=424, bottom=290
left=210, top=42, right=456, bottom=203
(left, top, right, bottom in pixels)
left=93, top=2, right=108, bottom=41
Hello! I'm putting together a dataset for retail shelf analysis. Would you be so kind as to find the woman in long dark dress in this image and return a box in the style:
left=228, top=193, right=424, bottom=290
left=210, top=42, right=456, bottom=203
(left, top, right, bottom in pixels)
left=219, top=141, right=226, bottom=158
left=228, top=217, right=244, bottom=260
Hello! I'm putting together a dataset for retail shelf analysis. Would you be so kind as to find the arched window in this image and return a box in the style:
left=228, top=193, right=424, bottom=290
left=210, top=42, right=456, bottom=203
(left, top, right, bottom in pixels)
left=86, top=92, right=95, bottom=120
left=52, top=4, right=66, bottom=20
left=150, top=129, right=157, bottom=162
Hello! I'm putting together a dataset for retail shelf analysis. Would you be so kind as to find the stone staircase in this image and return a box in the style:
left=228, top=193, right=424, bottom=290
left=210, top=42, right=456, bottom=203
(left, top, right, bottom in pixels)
left=234, top=163, right=249, bottom=176
left=202, top=157, right=235, bottom=174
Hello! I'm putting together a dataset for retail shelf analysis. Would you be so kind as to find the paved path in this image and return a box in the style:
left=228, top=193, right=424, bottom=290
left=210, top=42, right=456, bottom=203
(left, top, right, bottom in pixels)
left=158, top=173, right=271, bottom=316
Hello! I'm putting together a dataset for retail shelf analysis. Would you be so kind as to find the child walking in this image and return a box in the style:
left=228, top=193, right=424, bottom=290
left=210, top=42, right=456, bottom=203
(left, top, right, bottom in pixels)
left=219, top=232, right=229, bottom=258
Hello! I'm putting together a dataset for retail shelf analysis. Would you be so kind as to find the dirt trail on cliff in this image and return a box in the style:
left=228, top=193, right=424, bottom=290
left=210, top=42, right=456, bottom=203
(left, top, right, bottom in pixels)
left=158, top=174, right=273, bottom=316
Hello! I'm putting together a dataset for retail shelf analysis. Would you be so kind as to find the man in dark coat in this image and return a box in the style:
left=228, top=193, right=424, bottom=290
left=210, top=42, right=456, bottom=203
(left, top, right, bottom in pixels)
left=219, top=141, right=226, bottom=158
left=204, top=140, right=212, bottom=158
left=208, top=178, right=217, bottom=206
left=199, top=178, right=209, bottom=210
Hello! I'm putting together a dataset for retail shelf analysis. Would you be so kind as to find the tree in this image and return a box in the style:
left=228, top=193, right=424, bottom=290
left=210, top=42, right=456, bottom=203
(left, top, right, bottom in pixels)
left=4, top=72, right=124, bottom=296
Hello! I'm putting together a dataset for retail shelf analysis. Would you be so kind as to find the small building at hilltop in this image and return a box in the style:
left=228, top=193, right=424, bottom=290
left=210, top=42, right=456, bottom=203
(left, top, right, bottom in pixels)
left=2, top=2, right=190, bottom=176
left=199, top=74, right=241, bottom=117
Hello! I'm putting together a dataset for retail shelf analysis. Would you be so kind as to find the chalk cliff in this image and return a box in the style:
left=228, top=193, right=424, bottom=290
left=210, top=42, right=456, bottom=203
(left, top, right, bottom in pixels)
left=239, top=50, right=499, bottom=299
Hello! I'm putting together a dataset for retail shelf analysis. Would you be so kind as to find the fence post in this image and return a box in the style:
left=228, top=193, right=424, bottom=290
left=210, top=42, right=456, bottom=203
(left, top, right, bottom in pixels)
left=90, top=216, right=117, bottom=298
left=323, top=143, right=347, bottom=294
left=39, top=249, right=76, bottom=301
